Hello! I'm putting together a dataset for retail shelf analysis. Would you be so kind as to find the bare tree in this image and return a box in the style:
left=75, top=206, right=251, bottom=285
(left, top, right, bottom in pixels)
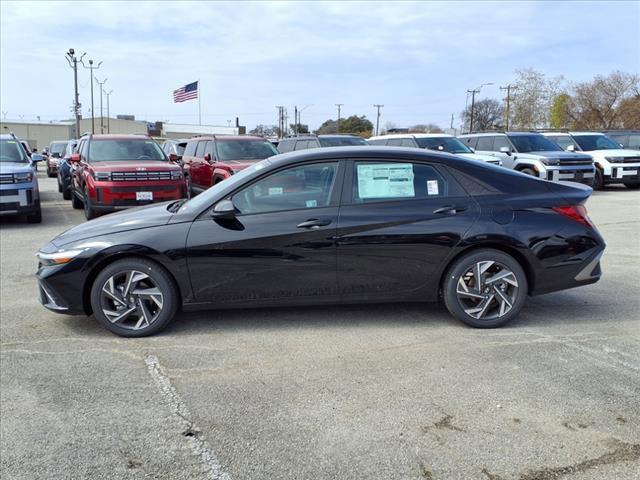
left=510, top=68, right=564, bottom=129
left=461, top=99, right=503, bottom=132
left=408, top=123, right=444, bottom=133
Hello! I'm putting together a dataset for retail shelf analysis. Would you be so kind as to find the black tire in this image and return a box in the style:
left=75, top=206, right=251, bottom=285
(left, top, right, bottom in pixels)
left=47, top=169, right=56, bottom=178
left=62, top=186, right=71, bottom=200
left=520, top=168, right=536, bottom=177
left=26, top=206, right=42, bottom=224
left=593, top=168, right=604, bottom=190
left=83, top=187, right=98, bottom=220
left=71, top=188, right=83, bottom=209
left=90, top=258, right=179, bottom=337
left=443, top=249, right=528, bottom=328
left=623, top=181, right=640, bottom=190
left=57, top=178, right=63, bottom=193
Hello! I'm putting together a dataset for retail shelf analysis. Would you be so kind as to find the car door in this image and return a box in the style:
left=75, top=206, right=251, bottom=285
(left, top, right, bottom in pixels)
left=492, top=136, right=518, bottom=168
left=191, top=140, right=208, bottom=189
left=185, top=160, right=345, bottom=305
left=335, top=159, right=479, bottom=301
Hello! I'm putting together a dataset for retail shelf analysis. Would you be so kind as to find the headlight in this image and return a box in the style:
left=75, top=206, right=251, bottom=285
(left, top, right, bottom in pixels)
left=14, top=172, right=33, bottom=183
left=170, top=170, right=183, bottom=180
left=37, top=249, right=84, bottom=266
left=604, top=156, right=618, bottom=162
left=92, top=171, right=110, bottom=181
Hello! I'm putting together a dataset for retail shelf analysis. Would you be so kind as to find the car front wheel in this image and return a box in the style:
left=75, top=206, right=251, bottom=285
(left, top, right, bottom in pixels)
left=443, top=249, right=528, bottom=328
left=90, top=258, right=178, bottom=337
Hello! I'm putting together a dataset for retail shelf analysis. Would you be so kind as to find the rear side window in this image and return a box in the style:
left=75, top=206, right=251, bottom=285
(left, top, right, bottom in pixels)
left=351, top=161, right=461, bottom=203
left=184, top=141, right=197, bottom=156
left=294, top=140, right=310, bottom=150
left=368, top=138, right=387, bottom=146
left=277, top=139, right=294, bottom=153
left=475, top=137, right=494, bottom=151
left=387, top=138, right=404, bottom=147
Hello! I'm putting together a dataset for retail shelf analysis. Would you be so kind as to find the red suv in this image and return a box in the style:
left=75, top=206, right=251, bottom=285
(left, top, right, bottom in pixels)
left=181, top=135, right=278, bottom=195
left=69, top=134, right=187, bottom=220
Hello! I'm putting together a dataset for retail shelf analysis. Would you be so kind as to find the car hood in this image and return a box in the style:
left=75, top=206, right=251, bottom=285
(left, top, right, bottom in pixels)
left=457, top=152, right=499, bottom=162
left=0, top=162, right=32, bottom=173
left=585, top=148, right=640, bottom=158
left=222, top=159, right=262, bottom=172
left=90, top=160, right=180, bottom=172
left=528, top=151, right=592, bottom=160
left=52, top=201, right=175, bottom=247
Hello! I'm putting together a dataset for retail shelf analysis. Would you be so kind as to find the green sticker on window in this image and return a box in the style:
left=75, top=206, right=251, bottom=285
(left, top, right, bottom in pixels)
left=357, top=163, right=415, bottom=199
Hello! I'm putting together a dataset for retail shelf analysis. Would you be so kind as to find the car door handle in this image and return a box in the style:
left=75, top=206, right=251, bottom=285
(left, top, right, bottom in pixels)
left=297, top=218, right=332, bottom=229
left=433, top=205, right=467, bottom=215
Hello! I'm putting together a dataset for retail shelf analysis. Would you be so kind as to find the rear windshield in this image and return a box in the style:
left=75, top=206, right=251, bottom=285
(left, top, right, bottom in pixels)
left=415, top=137, right=473, bottom=154
left=0, top=140, right=28, bottom=163
left=318, top=136, right=369, bottom=147
left=508, top=134, right=562, bottom=153
left=88, top=139, right=166, bottom=162
left=49, top=142, right=67, bottom=154
left=216, top=140, right=278, bottom=161
left=572, top=134, right=622, bottom=151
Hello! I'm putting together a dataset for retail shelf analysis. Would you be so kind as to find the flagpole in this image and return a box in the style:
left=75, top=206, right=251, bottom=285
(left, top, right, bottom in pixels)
left=198, top=79, right=201, bottom=126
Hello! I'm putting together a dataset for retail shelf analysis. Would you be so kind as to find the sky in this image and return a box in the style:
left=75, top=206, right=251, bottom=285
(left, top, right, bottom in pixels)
left=1, top=0, right=639, bottom=131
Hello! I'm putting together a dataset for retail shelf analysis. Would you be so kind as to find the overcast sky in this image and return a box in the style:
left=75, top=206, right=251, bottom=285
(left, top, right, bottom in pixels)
left=1, top=1, right=638, bottom=130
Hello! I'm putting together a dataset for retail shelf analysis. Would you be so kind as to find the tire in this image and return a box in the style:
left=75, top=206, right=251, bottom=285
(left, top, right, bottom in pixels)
left=593, top=168, right=604, bottom=190
left=443, top=249, right=528, bottom=328
left=26, top=207, right=42, bottom=224
left=623, top=182, right=640, bottom=190
left=57, top=178, right=63, bottom=193
left=47, top=169, right=55, bottom=178
left=520, top=168, right=536, bottom=177
left=90, top=258, right=179, bottom=337
left=62, top=186, right=71, bottom=200
left=71, top=189, right=83, bottom=209
left=83, top=187, right=98, bottom=220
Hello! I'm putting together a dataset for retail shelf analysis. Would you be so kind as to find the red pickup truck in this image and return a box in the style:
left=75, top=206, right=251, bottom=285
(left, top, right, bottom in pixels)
left=181, top=135, right=278, bottom=195
left=69, top=134, right=187, bottom=220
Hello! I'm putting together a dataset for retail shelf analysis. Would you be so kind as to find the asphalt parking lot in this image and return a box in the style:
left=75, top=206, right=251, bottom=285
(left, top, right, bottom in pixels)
left=1, top=172, right=639, bottom=480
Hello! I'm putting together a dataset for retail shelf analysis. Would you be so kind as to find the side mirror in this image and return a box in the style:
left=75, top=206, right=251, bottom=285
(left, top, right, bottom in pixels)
left=203, top=153, right=212, bottom=162
left=168, top=153, right=182, bottom=163
left=566, top=144, right=575, bottom=152
left=30, top=154, right=45, bottom=162
left=499, top=146, right=512, bottom=155
left=211, top=199, right=237, bottom=219
left=70, top=153, right=81, bottom=163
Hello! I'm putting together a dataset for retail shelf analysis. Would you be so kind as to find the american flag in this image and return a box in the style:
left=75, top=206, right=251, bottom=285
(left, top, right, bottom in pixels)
left=173, top=81, right=198, bottom=103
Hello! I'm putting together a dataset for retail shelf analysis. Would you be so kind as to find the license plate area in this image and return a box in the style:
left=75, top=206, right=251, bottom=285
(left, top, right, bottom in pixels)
left=136, top=191, right=153, bottom=201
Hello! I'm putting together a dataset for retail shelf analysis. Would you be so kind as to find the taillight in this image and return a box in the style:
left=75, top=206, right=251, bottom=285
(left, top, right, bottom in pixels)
left=552, top=205, right=593, bottom=228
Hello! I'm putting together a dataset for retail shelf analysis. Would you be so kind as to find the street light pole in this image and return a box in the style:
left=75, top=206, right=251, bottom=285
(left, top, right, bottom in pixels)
left=373, top=104, right=383, bottom=136
left=81, top=58, right=103, bottom=134
left=104, top=89, right=113, bottom=133
left=335, top=103, right=343, bottom=133
left=466, top=82, right=493, bottom=133
left=95, top=77, right=107, bottom=133
left=65, top=48, right=85, bottom=138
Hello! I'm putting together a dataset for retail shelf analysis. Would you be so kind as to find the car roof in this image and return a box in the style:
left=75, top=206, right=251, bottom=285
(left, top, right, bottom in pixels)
left=317, top=134, right=363, bottom=138
left=459, top=131, right=542, bottom=137
left=569, top=132, right=606, bottom=136
left=188, top=135, right=266, bottom=141
left=85, top=134, right=152, bottom=141
left=0, top=134, right=15, bottom=140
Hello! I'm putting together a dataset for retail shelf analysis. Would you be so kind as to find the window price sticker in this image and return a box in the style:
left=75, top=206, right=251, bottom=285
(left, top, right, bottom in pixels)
left=427, top=180, right=439, bottom=195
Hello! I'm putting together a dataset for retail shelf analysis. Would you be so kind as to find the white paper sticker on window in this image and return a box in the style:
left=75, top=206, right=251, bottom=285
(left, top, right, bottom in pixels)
left=306, top=199, right=317, bottom=208
left=427, top=180, right=439, bottom=195
left=268, top=187, right=283, bottom=196
left=357, top=163, right=415, bottom=199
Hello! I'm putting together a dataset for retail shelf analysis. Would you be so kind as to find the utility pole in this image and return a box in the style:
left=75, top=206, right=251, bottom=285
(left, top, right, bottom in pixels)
left=104, top=89, right=113, bottom=133
left=450, top=113, right=455, bottom=133
left=95, top=77, right=108, bottom=133
left=373, top=104, right=383, bottom=136
left=81, top=57, right=103, bottom=134
left=65, top=48, right=85, bottom=138
left=335, top=103, right=343, bottom=133
left=275, top=105, right=284, bottom=138
left=466, top=82, right=493, bottom=133
left=294, top=106, right=298, bottom=135
left=500, top=84, right=518, bottom=130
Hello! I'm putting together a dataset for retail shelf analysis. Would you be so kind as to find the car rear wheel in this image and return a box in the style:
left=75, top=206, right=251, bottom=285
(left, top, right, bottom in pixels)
left=443, top=249, right=528, bottom=328
left=90, top=258, right=178, bottom=337
left=62, top=186, right=71, bottom=200
left=71, top=189, right=83, bottom=209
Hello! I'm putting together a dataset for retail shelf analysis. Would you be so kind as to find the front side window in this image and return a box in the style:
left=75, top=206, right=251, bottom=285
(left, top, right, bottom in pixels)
left=0, top=139, right=27, bottom=163
left=508, top=134, right=562, bottom=153
left=352, top=161, right=458, bottom=203
left=88, top=139, right=166, bottom=162
left=492, top=136, right=512, bottom=152
left=216, top=140, right=278, bottom=160
left=572, top=134, right=622, bottom=151
left=183, top=141, right=197, bottom=157
left=232, top=162, right=338, bottom=215
left=195, top=141, right=207, bottom=157
left=461, top=137, right=478, bottom=149
left=549, top=135, right=577, bottom=150
left=367, top=138, right=387, bottom=146
left=416, top=137, right=472, bottom=154
left=627, top=134, right=640, bottom=149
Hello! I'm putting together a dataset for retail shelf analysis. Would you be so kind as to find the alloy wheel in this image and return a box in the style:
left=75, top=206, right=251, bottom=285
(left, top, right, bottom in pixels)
left=456, top=260, right=519, bottom=320
left=99, top=270, right=164, bottom=331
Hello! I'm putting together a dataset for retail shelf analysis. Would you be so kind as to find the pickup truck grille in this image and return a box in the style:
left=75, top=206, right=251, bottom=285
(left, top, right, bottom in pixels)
left=620, top=156, right=640, bottom=163
left=558, top=158, right=593, bottom=166
left=110, top=171, right=173, bottom=181
left=0, top=174, right=15, bottom=184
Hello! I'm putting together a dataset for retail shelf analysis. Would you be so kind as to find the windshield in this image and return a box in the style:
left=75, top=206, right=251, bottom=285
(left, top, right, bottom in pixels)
left=0, top=139, right=28, bottom=163
left=415, top=137, right=473, bottom=154
left=508, top=134, right=562, bottom=153
left=49, top=142, right=67, bottom=155
left=65, top=141, right=78, bottom=157
left=318, top=136, right=369, bottom=147
left=572, top=134, right=622, bottom=151
left=216, top=140, right=278, bottom=161
left=88, top=139, right=166, bottom=162
left=179, top=159, right=273, bottom=214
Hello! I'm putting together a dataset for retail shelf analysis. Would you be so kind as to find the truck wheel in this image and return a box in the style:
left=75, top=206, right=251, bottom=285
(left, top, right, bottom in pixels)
left=71, top=188, right=83, bottom=209
left=84, top=187, right=98, bottom=220
left=26, top=206, right=42, bottom=224
left=520, top=168, right=536, bottom=177
left=593, top=169, right=604, bottom=190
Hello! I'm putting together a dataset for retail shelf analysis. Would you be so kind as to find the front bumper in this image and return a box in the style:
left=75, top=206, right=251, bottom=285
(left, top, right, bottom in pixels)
left=0, top=186, right=40, bottom=216
left=88, top=180, right=187, bottom=211
left=604, top=162, right=640, bottom=184
left=543, top=164, right=595, bottom=185
left=36, top=258, right=90, bottom=315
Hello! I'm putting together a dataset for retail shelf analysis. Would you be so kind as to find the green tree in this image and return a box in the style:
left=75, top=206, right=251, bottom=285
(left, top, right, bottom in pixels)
left=339, top=115, right=373, bottom=136
left=550, top=93, right=571, bottom=129
left=315, top=119, right=339, bottom=135
left=290, top=123, right=309, bottom=134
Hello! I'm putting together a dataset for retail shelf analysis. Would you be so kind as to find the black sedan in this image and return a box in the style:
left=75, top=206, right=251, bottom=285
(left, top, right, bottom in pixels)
left=36, top=147, right=605, bottom=337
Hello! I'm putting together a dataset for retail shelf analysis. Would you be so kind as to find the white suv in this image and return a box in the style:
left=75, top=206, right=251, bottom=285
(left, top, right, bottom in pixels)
left=542, top=132, right=640, bottom=190
left=458, top=132, right=595, bottom=185
left=368, top=134, right=502, bottom=166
